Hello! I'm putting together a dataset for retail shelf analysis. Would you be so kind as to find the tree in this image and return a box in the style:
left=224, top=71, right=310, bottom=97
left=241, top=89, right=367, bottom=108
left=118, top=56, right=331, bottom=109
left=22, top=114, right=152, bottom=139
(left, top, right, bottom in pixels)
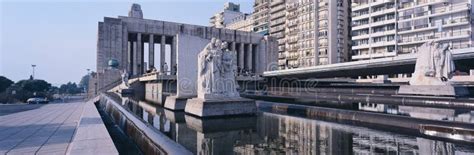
left=15, top=79, right=52, bottom=93
left=78, top=74, right=90, bottom=91
left=8, top=79, right=52, bottom=102
left=59, top=82, right=82, bottom=94
left=0, top=76, right=14, bottom=93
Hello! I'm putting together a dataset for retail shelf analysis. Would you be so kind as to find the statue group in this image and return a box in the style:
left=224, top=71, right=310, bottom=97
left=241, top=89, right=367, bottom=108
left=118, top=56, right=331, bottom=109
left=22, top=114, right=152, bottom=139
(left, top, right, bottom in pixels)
left=410, top=41, right=455, bottom=86
left=197, top=38, right=240, bottom=99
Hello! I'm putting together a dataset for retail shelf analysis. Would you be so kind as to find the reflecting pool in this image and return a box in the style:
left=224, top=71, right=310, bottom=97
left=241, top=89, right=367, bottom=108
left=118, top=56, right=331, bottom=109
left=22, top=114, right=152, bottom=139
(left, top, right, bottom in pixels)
left=108, top=94, right=474, bottom=154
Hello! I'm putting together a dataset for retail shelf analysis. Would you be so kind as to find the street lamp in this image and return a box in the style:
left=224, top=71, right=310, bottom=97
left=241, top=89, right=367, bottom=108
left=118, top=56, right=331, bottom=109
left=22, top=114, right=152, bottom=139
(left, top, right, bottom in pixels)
left=31, top=64, right=37, bottom=79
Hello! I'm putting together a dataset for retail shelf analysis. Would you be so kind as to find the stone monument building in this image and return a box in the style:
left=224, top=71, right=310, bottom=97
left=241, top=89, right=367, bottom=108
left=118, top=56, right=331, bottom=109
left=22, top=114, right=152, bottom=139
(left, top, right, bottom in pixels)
left=94, top=4, right=278, bottom=96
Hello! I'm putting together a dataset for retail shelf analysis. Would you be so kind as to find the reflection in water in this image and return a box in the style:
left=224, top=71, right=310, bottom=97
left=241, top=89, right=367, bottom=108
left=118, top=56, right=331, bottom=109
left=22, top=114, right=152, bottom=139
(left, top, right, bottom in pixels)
left=118, top=97, right=474, bottom=154
left=357, top=102, right=474, bottom=123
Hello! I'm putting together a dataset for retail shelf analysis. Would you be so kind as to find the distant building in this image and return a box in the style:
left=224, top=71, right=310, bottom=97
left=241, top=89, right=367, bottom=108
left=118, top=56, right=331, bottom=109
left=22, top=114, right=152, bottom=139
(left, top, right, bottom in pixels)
left=351, top=0, right=474, bottom=61
left=251, top=0, right=351, bottom=70
left=283, top=0, right=351, bottom=69
left=269, top=0, right=287, bottom=70
left=226, top=13, right=254, bottom=32
left=210, top=2, right=245, bottom=28
left=253, top=0, right=271, bottom=35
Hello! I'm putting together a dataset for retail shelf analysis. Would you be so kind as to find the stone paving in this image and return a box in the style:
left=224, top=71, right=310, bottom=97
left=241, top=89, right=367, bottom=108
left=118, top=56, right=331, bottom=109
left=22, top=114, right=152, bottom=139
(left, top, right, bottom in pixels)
left=0, top=100, right=118, bottom=155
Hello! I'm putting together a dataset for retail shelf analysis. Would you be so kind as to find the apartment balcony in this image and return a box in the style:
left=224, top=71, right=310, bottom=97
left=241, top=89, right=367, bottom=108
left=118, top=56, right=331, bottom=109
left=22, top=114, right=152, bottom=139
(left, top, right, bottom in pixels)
left=270, top=4, right=285, bottom=14
left=371, top=19, right=397, bottom=27
left=287, top=21, right=299, bottom=27
left=352, top=33, right=370, bottom=40
left=353, top=30, right=396, bottom=41
left=371, top=29, right=396, bottom=38
left=254, top=21, right=269, bottom=28
left=270, top=19, right=285, bottom=26
left=270, top=0, right=285, bottom=7
left=352, top=51, right=397, bottom=60
left=278, top=54, right=286, bottom=59
left=287, top=4, right=298, bottom=11
left=371, top=40, right=396, bottom=48
left=286, top=13, right=298, bottom=19
left=352, top=43, right=371, bottom=50
left=398, top=30, right=471, bottom=46
left=370, top=8, right=397, bottom=17
left=352, top=0, right=395, bottom=12
left=399, top=17, right=471, bottom=35
left=352, top=3, right=370, bottom=12
left=352, top=13, right=371, bottom=21
left=270, top=26, right=285, bottom=33
left=398, top=0, right=448, bottom=11
left=271, top=12, right=286, bottom=20
left=254, top=2, right=269, bottom=10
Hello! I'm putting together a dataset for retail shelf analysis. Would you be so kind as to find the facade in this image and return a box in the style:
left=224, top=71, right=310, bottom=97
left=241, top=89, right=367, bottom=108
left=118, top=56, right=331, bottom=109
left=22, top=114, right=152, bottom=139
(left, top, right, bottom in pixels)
left=95, top=4, right=278, bottom=93
left=351, top=0, right=474, bottom=60
left=210, top=2, right=245, bottom=28
left=283, top=0, right=351, bottom=69
left=253, top=0, right=271, bottom=34
left=269, top=0, right=288, bottom=70
left=226, top=13, right=254, bottom=32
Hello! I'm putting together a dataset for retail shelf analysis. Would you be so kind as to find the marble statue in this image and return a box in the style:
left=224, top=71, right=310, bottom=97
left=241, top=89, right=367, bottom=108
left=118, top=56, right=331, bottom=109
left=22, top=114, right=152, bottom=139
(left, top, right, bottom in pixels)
left=121, top=70, right=130, bottom=88
left=221, top=42, right=240, bottom=97
left=197, top=38, right=240, bottom=99
left=409, top=41, right=455, bottom=85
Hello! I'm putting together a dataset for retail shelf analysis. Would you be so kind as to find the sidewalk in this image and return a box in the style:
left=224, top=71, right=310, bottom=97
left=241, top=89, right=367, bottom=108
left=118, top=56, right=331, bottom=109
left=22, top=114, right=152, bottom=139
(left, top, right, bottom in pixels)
left=0, top=99, right=117, bottom=155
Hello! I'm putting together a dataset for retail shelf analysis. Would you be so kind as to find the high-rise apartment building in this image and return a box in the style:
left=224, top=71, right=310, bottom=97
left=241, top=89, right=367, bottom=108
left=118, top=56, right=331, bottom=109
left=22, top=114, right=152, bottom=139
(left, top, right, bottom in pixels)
left=351, top=0, right=473, bottom=60
left=226, top=13, right=254, bottom=32
left=253, top=0, right=271, bottom=34
left=269, top=0, right=288, bottom=69
left=210, top=2, right=245, bottom=28
left=283, top=0, right=351, bottom=69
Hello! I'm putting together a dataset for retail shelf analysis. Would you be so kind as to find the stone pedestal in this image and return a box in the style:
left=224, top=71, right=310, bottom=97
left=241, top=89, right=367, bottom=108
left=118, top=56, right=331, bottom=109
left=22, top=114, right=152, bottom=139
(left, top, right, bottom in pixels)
left=164, top=96, right=189, bottom=111
left=184, top=98, right=256, bottom=117
left=398, top=85, right=469, bottom=97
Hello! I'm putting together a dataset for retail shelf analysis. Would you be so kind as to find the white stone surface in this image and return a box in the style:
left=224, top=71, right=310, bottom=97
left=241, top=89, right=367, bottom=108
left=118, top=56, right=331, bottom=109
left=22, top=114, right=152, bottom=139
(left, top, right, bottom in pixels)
left=176, top=34, right=210, bottom=98
left=409, top=41, right=455, bottom=86
left=197, top=38, right=240, bottom=99
left=164, top=96, right=188, bottom=110
left=184, top=98, right=256, bottom=117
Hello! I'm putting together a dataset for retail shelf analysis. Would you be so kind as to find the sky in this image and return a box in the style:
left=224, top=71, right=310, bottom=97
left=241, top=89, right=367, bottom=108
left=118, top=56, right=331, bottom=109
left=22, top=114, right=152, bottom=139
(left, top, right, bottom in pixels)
left=0, top=0, right=253, bottom=86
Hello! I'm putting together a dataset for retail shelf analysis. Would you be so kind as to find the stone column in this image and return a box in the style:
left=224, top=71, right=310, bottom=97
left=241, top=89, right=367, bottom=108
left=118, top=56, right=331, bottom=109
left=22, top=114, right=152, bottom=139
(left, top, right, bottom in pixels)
left=134, top=33, right=143, bottom=75
left=171, top=36, right=177, bottom=75
left=136, top=33, right=142, bottom=75
left=128, top=39, right=134, bottom=75
left=247, top=44, right=253, bottom=73
left=149, top=34, right=154, bottom=69
left=231, top=42, right=236, bottom=52
left=239, top=43, right=245, bottom=71
left=160, top=35, right=166, bottom=73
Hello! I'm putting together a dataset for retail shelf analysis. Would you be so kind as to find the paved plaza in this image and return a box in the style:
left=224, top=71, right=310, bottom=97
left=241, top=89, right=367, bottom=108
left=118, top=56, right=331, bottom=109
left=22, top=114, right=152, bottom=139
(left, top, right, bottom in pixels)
left=0, top=100, right=117, bottom=155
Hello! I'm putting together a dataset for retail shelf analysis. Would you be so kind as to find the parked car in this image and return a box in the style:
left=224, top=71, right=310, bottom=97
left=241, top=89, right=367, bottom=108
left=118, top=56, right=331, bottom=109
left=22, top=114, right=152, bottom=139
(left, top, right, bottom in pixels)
left=27, top=97, right=49, bottom=104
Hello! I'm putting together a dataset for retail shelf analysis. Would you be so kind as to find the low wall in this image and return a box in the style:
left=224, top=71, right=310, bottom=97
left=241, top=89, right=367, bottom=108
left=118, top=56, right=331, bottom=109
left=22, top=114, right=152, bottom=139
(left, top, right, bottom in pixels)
left=97, top=93, right=192, bottom=155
